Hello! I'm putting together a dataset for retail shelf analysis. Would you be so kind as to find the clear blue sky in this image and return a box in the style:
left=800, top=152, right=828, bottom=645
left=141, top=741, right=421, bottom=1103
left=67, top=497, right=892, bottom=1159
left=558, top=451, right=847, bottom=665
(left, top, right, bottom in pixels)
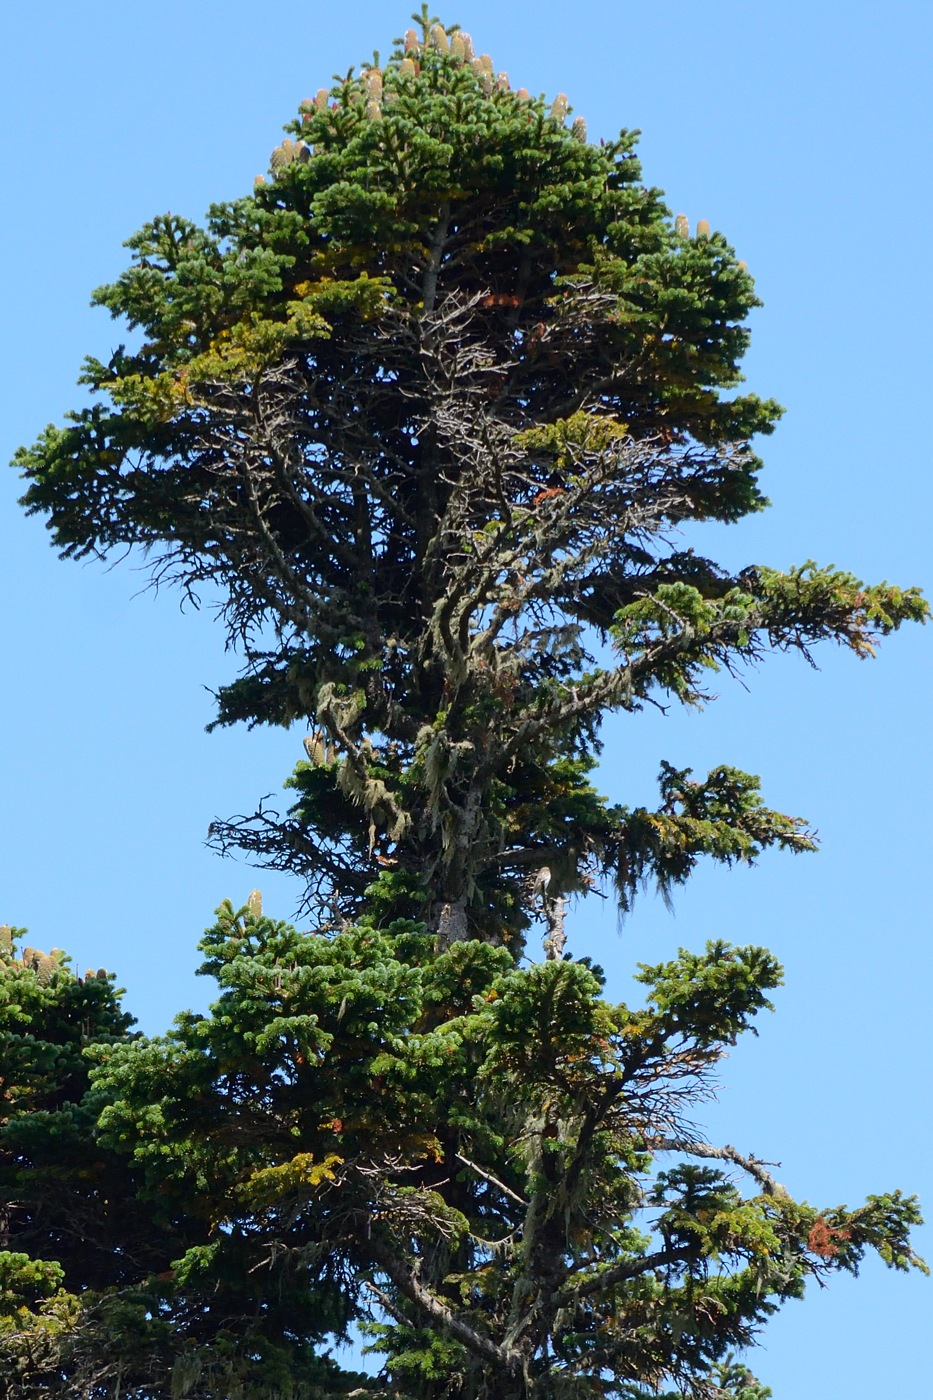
left=1, top=2, right=930, bottom=1393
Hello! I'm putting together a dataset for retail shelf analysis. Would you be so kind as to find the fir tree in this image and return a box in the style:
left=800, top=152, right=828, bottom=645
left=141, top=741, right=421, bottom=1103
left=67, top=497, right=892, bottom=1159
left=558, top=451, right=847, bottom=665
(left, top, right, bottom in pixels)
left=8, top=12, right=927, bottom=1398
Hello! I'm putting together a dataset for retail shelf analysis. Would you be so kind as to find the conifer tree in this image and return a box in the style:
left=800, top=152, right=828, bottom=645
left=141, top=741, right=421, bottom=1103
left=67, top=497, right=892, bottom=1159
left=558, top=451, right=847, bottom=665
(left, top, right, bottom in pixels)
left=8, top=10, right=927, bottom=1398
left=0, top=929, right=192, bottom=1397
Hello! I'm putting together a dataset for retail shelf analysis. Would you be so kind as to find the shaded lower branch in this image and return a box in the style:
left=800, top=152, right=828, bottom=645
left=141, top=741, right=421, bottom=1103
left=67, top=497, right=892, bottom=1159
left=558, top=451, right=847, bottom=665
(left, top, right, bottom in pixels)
left=368, top=1241, right=520, bottom=1374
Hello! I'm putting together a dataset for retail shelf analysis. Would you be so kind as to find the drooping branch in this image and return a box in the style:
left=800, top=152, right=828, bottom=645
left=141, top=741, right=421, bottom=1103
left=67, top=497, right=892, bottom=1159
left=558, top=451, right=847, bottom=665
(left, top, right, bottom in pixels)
left=644, top=1136, right=788, bottom=1198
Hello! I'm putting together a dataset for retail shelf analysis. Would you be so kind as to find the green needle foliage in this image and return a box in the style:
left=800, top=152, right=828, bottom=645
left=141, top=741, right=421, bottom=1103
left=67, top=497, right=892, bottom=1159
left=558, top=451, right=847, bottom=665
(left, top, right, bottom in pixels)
left=7, top=10, right=927, bottom=1398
